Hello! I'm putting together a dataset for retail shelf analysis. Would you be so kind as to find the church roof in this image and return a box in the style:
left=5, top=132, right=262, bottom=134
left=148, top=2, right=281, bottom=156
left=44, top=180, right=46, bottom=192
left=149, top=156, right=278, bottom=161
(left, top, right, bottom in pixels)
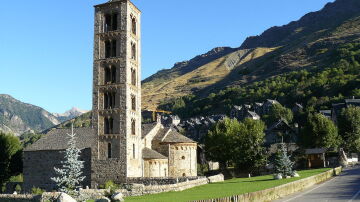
left=24, top=128, right=95, bottom=151
left=142, top=148, right=167, bottom=159
left=155, top=128, right=196, bottom=144
left=141, top=122, right=158, bottom=138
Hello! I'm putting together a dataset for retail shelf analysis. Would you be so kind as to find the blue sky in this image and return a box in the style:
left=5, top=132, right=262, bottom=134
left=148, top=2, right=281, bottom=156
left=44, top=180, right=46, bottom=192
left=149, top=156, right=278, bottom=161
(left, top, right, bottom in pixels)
left=0, top=0, right=334, bottom=113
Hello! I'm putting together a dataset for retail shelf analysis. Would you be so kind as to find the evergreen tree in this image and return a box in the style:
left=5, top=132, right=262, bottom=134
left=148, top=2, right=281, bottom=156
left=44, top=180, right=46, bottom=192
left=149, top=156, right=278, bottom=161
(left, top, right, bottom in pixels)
left=274, top=143, right=294, bottom=177
left=51, top=126, right=85, bottom=195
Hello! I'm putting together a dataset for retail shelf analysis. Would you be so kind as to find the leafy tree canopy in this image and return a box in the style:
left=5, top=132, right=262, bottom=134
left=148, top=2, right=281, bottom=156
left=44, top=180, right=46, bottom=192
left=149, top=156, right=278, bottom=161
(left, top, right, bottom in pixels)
left=338, top=106, right=360, bottom=152
left=299, top=113, right=341, bottom=149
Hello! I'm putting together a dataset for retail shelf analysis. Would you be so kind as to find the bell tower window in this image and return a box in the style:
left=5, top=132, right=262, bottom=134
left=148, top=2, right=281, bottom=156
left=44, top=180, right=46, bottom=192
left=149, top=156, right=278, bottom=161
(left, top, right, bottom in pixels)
left=108, top=143, right=112, bottom=158
left=131, top=95, right=136, bottom=111
left=131, top=68, right=136, bottom=86
left=104, top=13, right=118, bottom=32
left=131, top=42, right=136, bottom=60
left=104, top=117, right=114, bottom=134
left=131, top=16, right=137, bottom=35
left=105, top=40, right=117, bottom=58
left=104, top=92, right=116, bottom=109
left=131, top=119, right=136, bottom=135
left=104, top=66, right=116, bottom=84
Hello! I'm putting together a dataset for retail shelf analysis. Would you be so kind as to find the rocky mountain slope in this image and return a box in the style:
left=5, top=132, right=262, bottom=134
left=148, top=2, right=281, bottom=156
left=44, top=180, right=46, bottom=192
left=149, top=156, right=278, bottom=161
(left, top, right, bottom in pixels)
left=0, top=94, right=60, bottom=135
left=53, top=107, right=89, bottom=122
left=142, top=0, right=360, bottom=110
left=0, top=95, right=88, bottom=135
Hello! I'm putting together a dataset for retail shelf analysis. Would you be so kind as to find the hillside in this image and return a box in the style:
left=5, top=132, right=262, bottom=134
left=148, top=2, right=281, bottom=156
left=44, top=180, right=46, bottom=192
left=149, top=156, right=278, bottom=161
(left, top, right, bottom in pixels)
left=0, top=94, right=60, bottom=135
left=142, top=0, right=360, bottom=111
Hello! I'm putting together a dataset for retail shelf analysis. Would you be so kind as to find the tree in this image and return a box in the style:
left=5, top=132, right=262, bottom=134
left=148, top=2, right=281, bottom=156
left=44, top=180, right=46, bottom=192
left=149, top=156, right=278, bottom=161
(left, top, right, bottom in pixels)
left=0, top=133, right=22, bottom=191
left=205, top=118, right=240, bottom=169
left=205, top=118, right=266, bottom=173
left=299, top=113, right=341, bottom=149
left=51, top=126, right=85, bottom=195
left=338, top=106, right=360, bottom=152
left=268, top=104, right=294, bottom=123
left=273, top=143, right=294, bottom=177
left=232, top=118, right=266, bottom=173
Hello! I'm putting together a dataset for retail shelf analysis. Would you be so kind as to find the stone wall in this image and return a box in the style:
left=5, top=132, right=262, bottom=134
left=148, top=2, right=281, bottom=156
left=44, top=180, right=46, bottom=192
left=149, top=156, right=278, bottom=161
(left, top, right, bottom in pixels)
left=143, top=159, right=168, bottom=177
left=127, top=176, right=205, bottom=186
left=23, top=148, right=92, bottom=192
left=169, top=143, right=197, bottom=177
left=0, top=194, right=40, bottom=202
left=192, top=167, right=343, bottom=202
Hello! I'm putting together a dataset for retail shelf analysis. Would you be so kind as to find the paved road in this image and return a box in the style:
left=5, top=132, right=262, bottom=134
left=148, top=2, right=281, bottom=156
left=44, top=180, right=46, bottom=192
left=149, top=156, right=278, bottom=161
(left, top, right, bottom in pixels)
left=274, top=166, right=360, bottom=202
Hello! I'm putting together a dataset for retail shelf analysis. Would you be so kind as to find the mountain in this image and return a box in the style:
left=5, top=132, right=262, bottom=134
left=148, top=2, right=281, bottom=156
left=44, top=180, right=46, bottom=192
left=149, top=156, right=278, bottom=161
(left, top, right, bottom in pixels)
left=53, top=107, right=89, bottom=122
left=142, top=0, right=360, bottom=111
left=0, top=94, right=60, bottom=136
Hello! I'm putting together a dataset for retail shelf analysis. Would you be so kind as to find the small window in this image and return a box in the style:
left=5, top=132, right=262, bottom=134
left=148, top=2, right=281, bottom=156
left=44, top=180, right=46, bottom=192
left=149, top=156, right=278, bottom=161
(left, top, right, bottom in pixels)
left=112, top=13, right=118, bottom=31
left=131, top=95, right=136, bottom=111
left=111, top=66, right=116, bottom=83
left=131, top=42, right=136, bottom=60
left=108, top=143, right=112, bottom=158
left=182, top=173, right=186, bottom=177
left=131, top=68, right=136, bottom=86
left=104, top=117, right=109, bottom=134
left=111, top=40, right=117, bottom=57
left=181, top=156, right=185, bottom=160
left=131, top=16, right=137, bottom=35
left=133, top=144, right=136, bottom=159
left=105, top=41, right=111, bottom=58
left=105, top=67, right=111, bottom=83
left=131, top=119, right=136, bottom=135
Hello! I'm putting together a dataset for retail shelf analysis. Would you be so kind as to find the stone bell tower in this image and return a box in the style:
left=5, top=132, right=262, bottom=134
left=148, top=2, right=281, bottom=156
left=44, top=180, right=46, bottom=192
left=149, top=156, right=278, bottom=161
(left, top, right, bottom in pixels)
left=91, top=0, right=142, bottom=185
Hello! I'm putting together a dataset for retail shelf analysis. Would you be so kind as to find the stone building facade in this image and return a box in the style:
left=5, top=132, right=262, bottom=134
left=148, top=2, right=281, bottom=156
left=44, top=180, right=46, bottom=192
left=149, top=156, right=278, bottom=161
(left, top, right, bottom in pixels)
left=23, top=0, right=197, bottom=191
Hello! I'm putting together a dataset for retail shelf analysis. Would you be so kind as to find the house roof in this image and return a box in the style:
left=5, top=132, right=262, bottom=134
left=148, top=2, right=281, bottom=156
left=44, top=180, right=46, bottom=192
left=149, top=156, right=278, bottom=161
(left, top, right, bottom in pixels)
left=247, top=111, right=260, bottom=118
left=142, top=148, right=167, bottom=159
left=24, top=128, right=95, bottom=152
left=267, top=119, right=293, bottom=132
left=305, top=148, right=326, bottom=154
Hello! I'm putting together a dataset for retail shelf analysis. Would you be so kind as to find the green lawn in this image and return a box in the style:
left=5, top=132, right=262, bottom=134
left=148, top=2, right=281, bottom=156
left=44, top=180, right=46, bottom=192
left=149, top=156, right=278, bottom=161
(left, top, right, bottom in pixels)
left=125, top=168, right=331, bottom=202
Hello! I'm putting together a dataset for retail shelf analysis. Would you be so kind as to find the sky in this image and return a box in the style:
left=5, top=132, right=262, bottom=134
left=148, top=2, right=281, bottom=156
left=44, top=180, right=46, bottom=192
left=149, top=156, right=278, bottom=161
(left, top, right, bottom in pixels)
left=0, top=0, right=334, bottom=113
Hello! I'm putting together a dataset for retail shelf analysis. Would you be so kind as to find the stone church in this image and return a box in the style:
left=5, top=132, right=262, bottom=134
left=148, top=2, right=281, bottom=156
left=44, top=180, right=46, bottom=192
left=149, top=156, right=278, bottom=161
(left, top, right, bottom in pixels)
left=23, top=0, right=197, bottom=191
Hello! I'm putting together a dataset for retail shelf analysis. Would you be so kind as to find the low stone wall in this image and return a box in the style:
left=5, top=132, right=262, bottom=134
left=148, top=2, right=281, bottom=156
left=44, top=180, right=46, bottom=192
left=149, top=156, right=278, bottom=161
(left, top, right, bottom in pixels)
left=192, top=167, right=342, bottom=202
left=127, top=176, right=203, bottom=186
left=0, top=194, right=40, bottom=202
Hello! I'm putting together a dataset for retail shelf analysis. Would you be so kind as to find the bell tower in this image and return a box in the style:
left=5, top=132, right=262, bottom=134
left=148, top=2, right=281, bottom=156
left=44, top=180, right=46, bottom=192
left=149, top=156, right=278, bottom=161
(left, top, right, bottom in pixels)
left=92, top=0, right=142, bottom=185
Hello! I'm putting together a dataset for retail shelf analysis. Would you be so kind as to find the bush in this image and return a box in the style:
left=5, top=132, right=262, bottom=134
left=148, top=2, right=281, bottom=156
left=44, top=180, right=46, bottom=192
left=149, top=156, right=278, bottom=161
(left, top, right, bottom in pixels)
left=15, top=184, right=21, bottom=193
left=31, top=187, right=45, bottom=195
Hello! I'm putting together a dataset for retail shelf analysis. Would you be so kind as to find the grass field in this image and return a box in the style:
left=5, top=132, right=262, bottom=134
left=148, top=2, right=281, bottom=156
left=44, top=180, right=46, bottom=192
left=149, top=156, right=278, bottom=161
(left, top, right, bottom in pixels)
left=125, top=168, right=331, bottom=202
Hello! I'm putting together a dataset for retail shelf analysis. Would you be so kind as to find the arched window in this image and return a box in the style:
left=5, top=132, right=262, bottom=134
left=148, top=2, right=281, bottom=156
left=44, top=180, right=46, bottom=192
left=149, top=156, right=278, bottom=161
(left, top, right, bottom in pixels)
left=105, top=40, right=111, bottom=58
left=112, top=13, right=118, bottom=31
left=133, top=144, right=136, bottom=159
left=104, top=117, right=109, bottom=134
left=131, top=95, right=136, bottom=111
left=131, top=119, right=136, bottom=135
left=105, top=14, right=112, bottom=32
left=109, top=117, right=114, bottom=134
left=105, top=67, right=111, bottom=84
left=111, top=40, right=117, bottom=57
left=131, top=16, right=137, bottom=35
left=108, top=143, right=112, bottom=158
left=104, top=92, right=116, bottom=109
left=104, top=13, right=118, bottom=32
left=111, top=66, right=116, bottom=83
left=131, top=42, right=136, bottom=60
left=131, top=68, right=136, bottom=86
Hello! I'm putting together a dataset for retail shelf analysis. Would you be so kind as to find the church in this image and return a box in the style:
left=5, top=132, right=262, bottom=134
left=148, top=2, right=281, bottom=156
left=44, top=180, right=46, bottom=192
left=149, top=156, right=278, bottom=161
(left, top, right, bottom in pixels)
left=23, top=0, right=197, bottom=191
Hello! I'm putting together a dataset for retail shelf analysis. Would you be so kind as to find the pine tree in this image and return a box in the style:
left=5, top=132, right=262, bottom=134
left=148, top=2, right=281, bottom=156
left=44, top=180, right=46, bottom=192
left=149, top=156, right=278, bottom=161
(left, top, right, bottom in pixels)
left=273, top=143, right=294, bottom=178
left=51, top=125, right=85, bottom=195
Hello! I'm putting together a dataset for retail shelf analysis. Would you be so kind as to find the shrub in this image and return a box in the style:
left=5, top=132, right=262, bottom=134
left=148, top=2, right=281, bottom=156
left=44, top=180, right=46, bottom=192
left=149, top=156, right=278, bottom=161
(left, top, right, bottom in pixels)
left=31, top=187, right=45, bottom=195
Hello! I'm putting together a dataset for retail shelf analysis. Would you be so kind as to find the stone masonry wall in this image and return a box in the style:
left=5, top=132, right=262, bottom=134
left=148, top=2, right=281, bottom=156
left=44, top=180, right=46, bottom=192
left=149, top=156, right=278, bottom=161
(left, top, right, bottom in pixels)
left=23, top=148, right=91, bottom=192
